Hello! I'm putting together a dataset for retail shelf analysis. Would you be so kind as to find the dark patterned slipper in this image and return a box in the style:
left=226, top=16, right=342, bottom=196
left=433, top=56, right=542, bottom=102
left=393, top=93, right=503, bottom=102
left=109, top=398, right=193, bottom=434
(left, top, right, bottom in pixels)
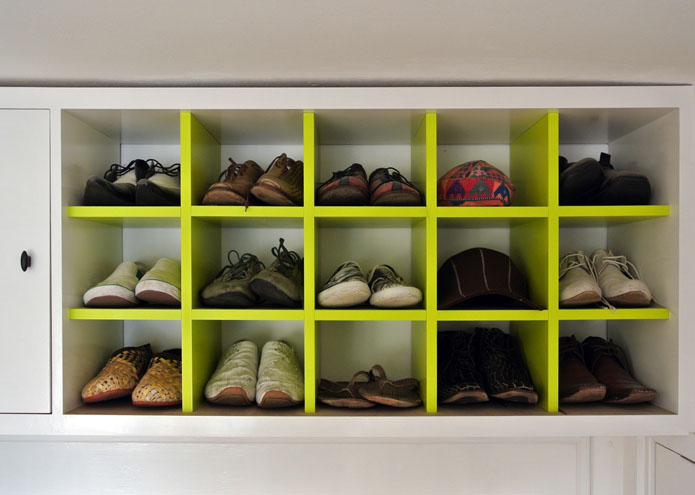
left=318, top=371, right=375, bottom=408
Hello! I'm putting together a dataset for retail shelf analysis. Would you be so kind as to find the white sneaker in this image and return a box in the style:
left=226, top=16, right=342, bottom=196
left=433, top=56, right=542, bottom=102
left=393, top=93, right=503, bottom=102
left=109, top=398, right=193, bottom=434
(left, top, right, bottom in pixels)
left=368, top=264, right=422, bottom=308
left=318, top=261, right=371, bottom=308
left=205, top=340, right=259, bottom=405
left=559, top=251, right=602, bottom=307
left=591, top=249, right=652, bottom=307
left=83, top=261, right=147, bottom=307
left=135, top=258, right=181, bottom=306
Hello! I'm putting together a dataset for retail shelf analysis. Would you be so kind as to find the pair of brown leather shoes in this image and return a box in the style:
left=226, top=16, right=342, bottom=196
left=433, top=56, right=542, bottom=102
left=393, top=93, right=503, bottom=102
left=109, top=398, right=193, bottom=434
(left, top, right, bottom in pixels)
left=560, top=335, right=656, bottom=404
left=202, top=153, right=303, bottom=206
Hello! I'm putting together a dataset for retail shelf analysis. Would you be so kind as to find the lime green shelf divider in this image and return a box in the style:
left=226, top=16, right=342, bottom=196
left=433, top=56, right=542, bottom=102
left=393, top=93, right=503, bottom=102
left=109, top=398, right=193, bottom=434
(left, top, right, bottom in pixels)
left=557, top=205, right=670, bottom=218
left=315, top=309, right=426, bottom=321
left=558, top=307, right=669, bottom=320
left=314, top=206, right=427, bottom=218
left=303, top=112, right=317, bottom=413
left=436, top=310, right=549, bottom=322
left=436, top=206, right=548, bottom=218
left=192, top=309, right=305, bottom=320
left=191, top=205, right=304, bottom=218
left=68, top=206, right=181, bottom=218
left=69, top=308, right=182, bottom=320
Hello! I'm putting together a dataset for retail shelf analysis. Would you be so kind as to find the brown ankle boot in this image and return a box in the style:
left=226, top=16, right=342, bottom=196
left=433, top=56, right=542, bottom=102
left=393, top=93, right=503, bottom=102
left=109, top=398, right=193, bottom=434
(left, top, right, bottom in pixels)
left=559, top=335, right=606, bottom=403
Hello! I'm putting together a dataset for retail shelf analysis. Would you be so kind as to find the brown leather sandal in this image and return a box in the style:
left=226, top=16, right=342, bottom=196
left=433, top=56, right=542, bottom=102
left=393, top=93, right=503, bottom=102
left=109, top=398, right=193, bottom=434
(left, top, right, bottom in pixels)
left=318, top=370, right=375, bottom=408
left=358, top=365, right=422, bottom=408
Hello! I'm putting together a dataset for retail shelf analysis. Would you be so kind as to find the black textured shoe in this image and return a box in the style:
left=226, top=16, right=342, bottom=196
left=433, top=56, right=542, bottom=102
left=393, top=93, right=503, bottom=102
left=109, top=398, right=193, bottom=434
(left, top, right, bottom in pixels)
left=476, top=328, right=538, bottom=404
left=200, top=251, right=265, bottom=307
left=438, top=330, right=488, bottom=404
left=250, top=238, right=303, bottom=307
left=83, top=159, right=150, bottom=206
left=135, top=160, right=181, bottom=206
left=587, top=153, right=652, bottom=205
left=559, top=156, right=604, bottom=205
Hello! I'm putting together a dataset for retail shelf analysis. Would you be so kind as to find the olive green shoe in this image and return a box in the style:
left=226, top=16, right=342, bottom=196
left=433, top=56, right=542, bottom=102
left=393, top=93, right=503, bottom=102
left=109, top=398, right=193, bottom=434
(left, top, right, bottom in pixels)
left=256, top=341, right=304, bottom=408
left=83, top=261, right=147, bottom=307
left=200, top=251, right=264, bottom=307
left=205, top=340, right=259, bottom=405
left=250, top=238, right=303, bottom=307
left=135, top=258, right=181, bottom=307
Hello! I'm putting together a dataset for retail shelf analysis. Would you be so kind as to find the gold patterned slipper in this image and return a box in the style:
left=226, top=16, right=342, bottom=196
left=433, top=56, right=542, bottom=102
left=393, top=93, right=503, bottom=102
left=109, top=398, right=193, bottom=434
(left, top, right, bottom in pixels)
left=82, top=344, right=153, bottom=403
left=132, top=349, right=182, bottom=407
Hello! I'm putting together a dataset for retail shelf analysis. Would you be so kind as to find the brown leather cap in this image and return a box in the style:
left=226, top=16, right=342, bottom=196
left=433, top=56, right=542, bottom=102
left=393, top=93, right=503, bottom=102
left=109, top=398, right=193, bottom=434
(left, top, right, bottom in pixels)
left=438, top=247, right=544, bottom=310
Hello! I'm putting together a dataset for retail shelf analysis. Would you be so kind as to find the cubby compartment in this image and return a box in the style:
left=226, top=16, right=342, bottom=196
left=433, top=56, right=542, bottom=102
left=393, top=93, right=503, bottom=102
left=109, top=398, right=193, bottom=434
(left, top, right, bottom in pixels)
left=64, top=319, right=182, bottom=415
left=436, top=321, right=558, bottom=415
left=313, top=110, right=428, bottom=209
left=436, top=110, right=555, bottom=209
left=188, top=320, right=306, bottom=415
left=557, top=320, right=675, bottom=416
left=186, top=110, right=304, bottom=209
left=314, top=320, right=428, bottom=415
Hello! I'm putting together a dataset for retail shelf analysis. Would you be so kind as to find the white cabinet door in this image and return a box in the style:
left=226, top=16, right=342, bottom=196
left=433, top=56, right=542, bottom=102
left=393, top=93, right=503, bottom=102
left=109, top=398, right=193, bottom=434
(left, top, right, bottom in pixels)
left=0, top=110, right=51, bottom=413
left=655, top=444, right=695, bottom=494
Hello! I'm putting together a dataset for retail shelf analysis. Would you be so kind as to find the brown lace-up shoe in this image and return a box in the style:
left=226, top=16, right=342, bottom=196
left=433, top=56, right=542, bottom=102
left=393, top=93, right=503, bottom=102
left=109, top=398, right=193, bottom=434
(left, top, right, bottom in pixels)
left=582, top=336, right=656, bottom=404
left=201, top=158, right=264, bottom=205
left=559, top=335, right=606, bottom=403
left=81, top=344, right=153, bottom=403
left=250, top=154, right=304, bottom=206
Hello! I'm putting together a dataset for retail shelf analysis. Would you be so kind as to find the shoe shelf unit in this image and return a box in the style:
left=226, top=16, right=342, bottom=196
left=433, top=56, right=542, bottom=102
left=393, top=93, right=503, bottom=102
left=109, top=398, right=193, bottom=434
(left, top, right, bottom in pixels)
left=0, top=87, right=689, bottom=438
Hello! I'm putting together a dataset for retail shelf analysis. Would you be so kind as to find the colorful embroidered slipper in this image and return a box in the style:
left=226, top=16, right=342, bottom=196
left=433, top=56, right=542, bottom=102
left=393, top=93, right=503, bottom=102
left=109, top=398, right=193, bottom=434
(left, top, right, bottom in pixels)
left=358, top=365, right=422, bottom=408
left=318, top=371, right=375, bottom=408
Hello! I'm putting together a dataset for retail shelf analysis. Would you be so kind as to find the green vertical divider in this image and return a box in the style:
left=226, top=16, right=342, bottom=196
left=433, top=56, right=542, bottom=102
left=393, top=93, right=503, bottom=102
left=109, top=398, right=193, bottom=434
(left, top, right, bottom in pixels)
left=303, top=112, right=317, bottom=413
left=181, top=111, right=222, bottom=412
left=412, top=112, right=438, bottom=412
left=510, top=112, right=559, bottom=412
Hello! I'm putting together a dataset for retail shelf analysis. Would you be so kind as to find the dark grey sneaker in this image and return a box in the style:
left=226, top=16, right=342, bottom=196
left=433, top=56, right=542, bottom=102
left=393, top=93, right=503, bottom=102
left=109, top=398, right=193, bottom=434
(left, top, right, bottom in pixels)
left=83, top=159, right=150, bottom=206
left=367, top=264, right=422, bottom=308
left=475, top=328, right=538, bottom=404
left=200, top=251, right=265, bottom=307
left=438, top=331, right=489, bottom=404
left=250, top=239, right=303, bottom=307
left=317, top=261, right=370, bottom=308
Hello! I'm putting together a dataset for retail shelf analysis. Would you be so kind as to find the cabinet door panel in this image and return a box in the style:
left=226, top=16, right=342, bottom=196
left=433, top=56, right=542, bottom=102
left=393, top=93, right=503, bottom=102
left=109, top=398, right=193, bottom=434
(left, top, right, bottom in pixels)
left=0, top=110, right=50, bottom=413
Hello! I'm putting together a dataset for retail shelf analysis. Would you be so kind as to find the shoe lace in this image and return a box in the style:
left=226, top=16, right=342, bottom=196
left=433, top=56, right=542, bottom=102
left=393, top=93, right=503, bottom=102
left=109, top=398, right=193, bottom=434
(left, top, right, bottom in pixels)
left=146, top=159, right=180, bottom=177
left=559, top=252, right=598, bottom=280
left=592, top=253, right=642, bottom=280
left=373, top=167, right=417, bottom=189
left=103, top=159, right=141, bottom=179
left=214, top=250, right=264, bottom=282
left=585, top=339, right=632, bottom=375
left=369, top=264, right=405, bottom=286
left=270, top=238, right=302, bottom=277
left=219, top=158, right=247, bottom=182
left=317, top=163, right=364, bottom=190
left=264, top=153, right=296, bottom=174
left=559, top=336, right=585, bottom=364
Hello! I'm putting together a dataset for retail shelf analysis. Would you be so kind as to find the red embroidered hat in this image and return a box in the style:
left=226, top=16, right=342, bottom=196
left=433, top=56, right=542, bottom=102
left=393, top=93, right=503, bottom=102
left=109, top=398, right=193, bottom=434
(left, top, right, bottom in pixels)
left=437, top=160, right=515, bottom=206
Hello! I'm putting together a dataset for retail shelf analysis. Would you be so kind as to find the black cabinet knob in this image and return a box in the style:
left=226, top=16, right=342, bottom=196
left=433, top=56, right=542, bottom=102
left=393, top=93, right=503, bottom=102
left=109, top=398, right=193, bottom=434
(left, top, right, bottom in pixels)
left=21, top=251, right=31, bottom=272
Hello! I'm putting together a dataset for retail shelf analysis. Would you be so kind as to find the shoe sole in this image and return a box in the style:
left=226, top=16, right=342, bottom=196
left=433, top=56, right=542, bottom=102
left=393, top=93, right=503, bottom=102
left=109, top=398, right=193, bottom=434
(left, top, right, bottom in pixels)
left=318, top=280, right=371, bottom=308
left=604, top=389, right=657, bottom=404
left=317, top=186, right=369, bottom=206
left=559, top=290, right=602, bottom=307
left=207, top=387, right=253, bottom=406
left=136, top=280, right=181, bottom=307
left=559, top=384, right=607, bottom=403
left=370, top=190, right=421, bottom=206
left=202, top=292, right=255, bottom=308
left=605, top=291, right=651, bottom=307
left=84, top=285, right=139, bottom=307
left=257, top=390, right=301, bottom=408
left=441, top=390, right=489, bottom=404
left=250, top=278, right=301, bottom=308
left=490, top=389, right=539, bottom=404
left=369, top=286, right=422, bottom=308
left=82, top=388, right=133, bottom=403
left=132, top=400, right=182, bottom=407
left=250, top=183, right=300, bottom=206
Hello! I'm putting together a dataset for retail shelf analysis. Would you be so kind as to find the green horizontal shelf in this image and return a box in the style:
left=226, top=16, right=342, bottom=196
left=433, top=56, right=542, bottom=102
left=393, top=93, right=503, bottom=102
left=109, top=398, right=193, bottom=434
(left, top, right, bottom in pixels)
left=69, top=308, right=182, bottom=320
left=436, top=206, right=548, bottom=218
left=67, top=206, right=181, bottom=225
left=557, top=205, right=670, bottom=223
left=314, top=206, right=427, bottom=218
left=191, top=308, right=305, bottom=320
left=314, top=308, right=427, bottom=321
left=437, top=309, right=549, bottom=321
left=191, top=205, right=304, bottom=218
left=557, top=307, right=669, bottom=320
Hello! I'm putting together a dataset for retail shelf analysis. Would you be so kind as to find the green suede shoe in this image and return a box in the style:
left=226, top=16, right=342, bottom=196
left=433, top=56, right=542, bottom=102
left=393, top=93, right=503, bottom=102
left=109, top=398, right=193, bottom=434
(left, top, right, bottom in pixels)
left=256, top=341, right=304, bottom=408
left=135, top=258, right=181, bottom=306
